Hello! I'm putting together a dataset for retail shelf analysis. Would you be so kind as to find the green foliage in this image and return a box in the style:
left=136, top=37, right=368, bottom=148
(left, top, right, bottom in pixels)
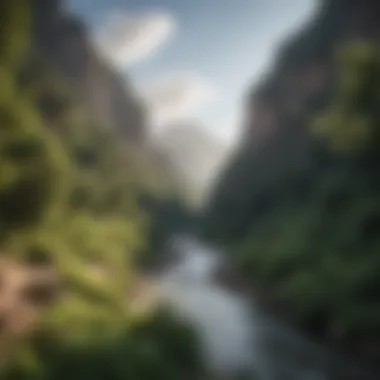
left=0, top=2, right=206, bottom=379
left=0, top=0, right=30, bottom=68
left=0, top=97, right=70, bottom=233
left=5, top=308, right=204, bottom=380
left=236, top=183, right=380, bottom=333
left=312, top=42, right=380, bottom=153
left=203, top=40, right=380, bottom=359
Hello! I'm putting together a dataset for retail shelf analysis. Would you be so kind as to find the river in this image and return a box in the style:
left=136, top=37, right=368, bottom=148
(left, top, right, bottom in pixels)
left=151, top=235, right=377, bottom=380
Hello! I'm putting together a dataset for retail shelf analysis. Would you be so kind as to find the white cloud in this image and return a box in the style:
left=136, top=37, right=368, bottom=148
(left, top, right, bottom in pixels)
left=140, top=73, right=217, bottom=130
left=94, top=11, right=175, bottom=67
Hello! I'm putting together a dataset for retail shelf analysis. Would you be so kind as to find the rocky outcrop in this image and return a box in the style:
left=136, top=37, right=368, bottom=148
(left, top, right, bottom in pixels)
left=0, top=256, right=61, bottom=362
left=244, top=0, right=380, bottom=144
left=29, top=0, right=146, bottom=142
left=205, top=0, right=380, bottom=236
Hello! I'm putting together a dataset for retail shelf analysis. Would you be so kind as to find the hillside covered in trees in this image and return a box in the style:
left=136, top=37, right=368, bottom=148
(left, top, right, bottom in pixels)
left=4, top=0, right=380, bottom=378
left=0, top=1, right=205, bottom=379
left=202, top=0, right=380, bottom=368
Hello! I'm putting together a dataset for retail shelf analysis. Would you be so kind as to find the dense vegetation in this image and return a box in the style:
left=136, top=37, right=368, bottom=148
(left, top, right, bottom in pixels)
left=5, top=0, right=380, bottom=377
left=0, top=1, right=206, bottom=379
left=202, top=40, right=380, bottom=363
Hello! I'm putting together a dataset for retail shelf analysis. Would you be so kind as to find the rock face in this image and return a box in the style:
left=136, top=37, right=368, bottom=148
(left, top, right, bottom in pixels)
left=205, top=0, right=380, bottom=238
left=29, top=0, right=146, bottom=142
left=202, top=0, right=380, bottom=370
left=244, top=0, right=380, bottom=145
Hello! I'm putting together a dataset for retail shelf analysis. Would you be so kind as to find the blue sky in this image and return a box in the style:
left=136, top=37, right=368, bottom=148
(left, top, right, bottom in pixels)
left=67, top=0, right=317, bottom=144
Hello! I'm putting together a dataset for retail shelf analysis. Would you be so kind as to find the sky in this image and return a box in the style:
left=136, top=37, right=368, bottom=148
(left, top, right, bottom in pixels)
left=67, top=0, right=318, bottom=145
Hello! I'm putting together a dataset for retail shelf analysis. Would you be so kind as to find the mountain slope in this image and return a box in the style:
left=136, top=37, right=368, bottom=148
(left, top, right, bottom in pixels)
left=202, top=0, right=380, bottom=368
left=155, top=123, right=229, bottom=206
left=30, top=0, right=146, bottom=142
left=0, top=2, right=205, bottom=379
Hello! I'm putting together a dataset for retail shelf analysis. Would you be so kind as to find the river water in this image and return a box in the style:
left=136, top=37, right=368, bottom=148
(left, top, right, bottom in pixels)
left=153, top=235, right=377, bottom=380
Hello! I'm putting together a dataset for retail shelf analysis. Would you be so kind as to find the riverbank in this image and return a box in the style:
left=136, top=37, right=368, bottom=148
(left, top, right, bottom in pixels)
left=134, top=236, right=379, bottom=380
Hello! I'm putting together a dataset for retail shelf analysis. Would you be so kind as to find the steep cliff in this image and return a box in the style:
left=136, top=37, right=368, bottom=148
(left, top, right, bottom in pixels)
left=205, top=0, right=380, bottom=239
left=29, top=0, right=146, bottom=142
left=203, top=0, right=380, bottom=369
left=244, top=0, right=380, bottom=143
